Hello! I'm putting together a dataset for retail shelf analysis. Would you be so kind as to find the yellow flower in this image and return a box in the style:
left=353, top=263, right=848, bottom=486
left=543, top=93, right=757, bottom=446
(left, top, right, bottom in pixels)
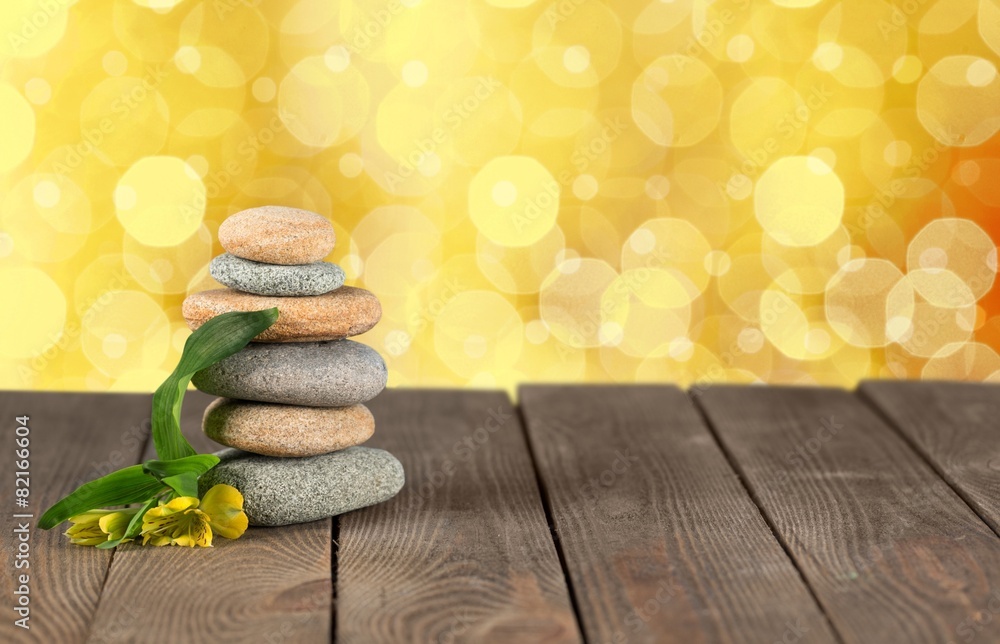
left=201, top=483, right=248, bottom=539
left=65, top=510, right=115, bottom=546
left=140, top=484, right=247, bottom=548
left=65, top=508, right=139, bottom=546
left=99, top=511, right=137, bottom=542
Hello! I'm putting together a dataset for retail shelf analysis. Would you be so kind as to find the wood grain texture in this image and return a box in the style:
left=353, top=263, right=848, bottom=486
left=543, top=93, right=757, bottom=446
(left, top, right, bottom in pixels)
left=0, top=391, right=152, bottom=644
left=89, top=390, right=333, bottom=644
left=519, top=385, right=837, bottom=644
left=696, top=385, right=1000, bottom=644
left=337, top=389, right=581, bottom=644
left=860, top=381, right=1000, bottom=536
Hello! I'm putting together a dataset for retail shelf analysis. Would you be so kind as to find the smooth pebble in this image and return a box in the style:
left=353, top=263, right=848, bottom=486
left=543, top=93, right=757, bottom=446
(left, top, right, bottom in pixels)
left=203, top=398, right=374, bottom=457
left=199, top=446, right=405, bottom=526
left=219, top=206, right=335, bottom=265
left=192, top=340, right=387, bottom=407
left=182, top=287, right=380, bottom=342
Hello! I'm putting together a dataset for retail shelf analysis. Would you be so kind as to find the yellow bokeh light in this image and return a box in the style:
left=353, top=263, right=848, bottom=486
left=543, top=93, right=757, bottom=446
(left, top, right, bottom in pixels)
left=116, top=156, right=206, bottom=247
left=477, top=227, right=564, bottom=295
left=826, top=259, right=911, bottom=348
left=755, top=156, right=844, bottom=247
left=123, top=225, right=212, bottom=295
left=433, top=290, right=523, bottom=378
left=3, top=1, right=1000, bottom=392
left=532, top=0, right=622, bottom=88
left=0, top=0, right=71, bottom=58
left=981, top=0, right=1000, bottom=56
left=728, top=77, right=806, bottom=162
left=632, top=55, right=723, bottom=147
left=906, top=218, right=997, bottom=302
left=0, top=268, right=66, bottom=359
left=2, top=174, right=91, bottom=263
left=132, top=0, right=185, bottom=9
left=917, top=56, right=1000, bottom=147
left=540, top=258, right=620, bottom=348
left=79, top=76, right=171, bottom=166
left=469, top=155, right=560, bottom=247
left=892, top=55, right=923, bottom=83
left=0, top=83, right=35, bottom=173
left=279, top=56, right=370, bottom=148
left=80, top=290, right=170, bottom=377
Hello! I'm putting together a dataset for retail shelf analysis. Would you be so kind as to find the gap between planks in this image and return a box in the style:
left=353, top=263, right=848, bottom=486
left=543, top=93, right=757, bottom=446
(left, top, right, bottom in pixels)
left=513, top=403, right=588, bottom=642
left=687, top=390, right=845, bottom=644
left=519, top=384, right=838, bottom=644
left=694, top=384, right=1000, bottom=644
left=857, top=381, right=1000, bottom=542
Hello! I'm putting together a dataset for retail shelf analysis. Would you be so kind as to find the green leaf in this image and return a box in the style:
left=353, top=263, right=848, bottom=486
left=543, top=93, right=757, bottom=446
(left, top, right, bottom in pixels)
left=38, top=465, right=166, bottom=530
left=98, top=496, right=159, bottom=549
left=152, top=308, right=279, bottom=461
left=143, top=454, right=220, bottom=480
left=161, top=472, right=199, bottom=498
left=143, top=455, right=219, bottom=500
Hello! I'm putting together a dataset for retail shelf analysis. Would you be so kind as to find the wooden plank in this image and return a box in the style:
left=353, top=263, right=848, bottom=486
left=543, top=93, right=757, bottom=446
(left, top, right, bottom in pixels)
left=519, top=385, right=837, bottom=644
left=696, top=385, right=1000, bottom=644
left=0, top=391, right=151, bottom=644
left=89, top=390, right=332, bottom=643
left=860, top=381, right=1000, bottom=536
left=337, top=389, right=581, bottom=644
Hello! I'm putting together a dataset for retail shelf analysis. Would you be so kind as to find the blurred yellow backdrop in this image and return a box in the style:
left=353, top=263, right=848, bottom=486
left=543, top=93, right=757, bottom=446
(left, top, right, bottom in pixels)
left=2, top=0, right=1000, bottom=393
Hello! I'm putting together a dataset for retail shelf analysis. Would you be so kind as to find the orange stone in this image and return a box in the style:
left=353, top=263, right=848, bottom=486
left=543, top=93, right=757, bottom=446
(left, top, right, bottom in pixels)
left=182, top=286, right=381, bottom=341
left=203, top=399, right=375, bottom=457
left=219, top=206, right=335, bottom=265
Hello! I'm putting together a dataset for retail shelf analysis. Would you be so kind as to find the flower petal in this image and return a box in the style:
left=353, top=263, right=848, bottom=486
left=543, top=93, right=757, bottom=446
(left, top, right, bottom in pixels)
left=201, top=484, right=248, bottom=540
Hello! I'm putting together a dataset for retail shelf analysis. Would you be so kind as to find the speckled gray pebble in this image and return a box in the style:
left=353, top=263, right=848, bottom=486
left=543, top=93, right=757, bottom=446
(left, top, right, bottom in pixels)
left=209, top=254, right=345, bottom=297
left=191, top=340, right=387, bottom=407
left=199, top=446, right=405, bottom=526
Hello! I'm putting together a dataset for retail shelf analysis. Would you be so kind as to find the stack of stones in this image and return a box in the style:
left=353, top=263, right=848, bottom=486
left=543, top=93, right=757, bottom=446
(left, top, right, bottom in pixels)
left=182, top=206, right=404, bottom=527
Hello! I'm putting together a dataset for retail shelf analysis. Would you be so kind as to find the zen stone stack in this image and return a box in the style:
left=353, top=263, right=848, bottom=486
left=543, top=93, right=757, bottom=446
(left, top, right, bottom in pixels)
left=183, top=206, right=404, bottom=526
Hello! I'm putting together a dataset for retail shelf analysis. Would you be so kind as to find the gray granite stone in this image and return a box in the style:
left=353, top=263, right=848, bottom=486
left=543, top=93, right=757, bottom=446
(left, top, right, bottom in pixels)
left=200, top=446, right=405, bottom=526
left=209, top=253, right=345, bottom=297
left=191, top=340, right=387, bottom=406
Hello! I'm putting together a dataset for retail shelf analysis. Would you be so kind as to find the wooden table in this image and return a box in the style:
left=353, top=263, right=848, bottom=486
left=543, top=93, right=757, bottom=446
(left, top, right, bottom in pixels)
left=2, top=383, right=1000, bottom=644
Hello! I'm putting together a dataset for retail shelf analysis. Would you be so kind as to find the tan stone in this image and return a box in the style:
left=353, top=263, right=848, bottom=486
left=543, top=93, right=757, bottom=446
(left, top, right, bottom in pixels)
left=219, top=206, right=335, bottom=265
left=182, top=286, right=381, bottom=341
left=203, top=398, right=375, bottom=457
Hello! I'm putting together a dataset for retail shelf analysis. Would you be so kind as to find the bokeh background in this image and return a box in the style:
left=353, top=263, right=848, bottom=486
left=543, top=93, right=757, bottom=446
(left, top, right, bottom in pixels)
left=2, top=0, right=1000, bottom=393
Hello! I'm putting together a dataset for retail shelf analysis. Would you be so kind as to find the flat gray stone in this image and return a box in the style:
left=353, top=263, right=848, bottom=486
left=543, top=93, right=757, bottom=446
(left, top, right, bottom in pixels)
left=209, top=253, right=345, bottom=297
left=192, top=340, right=387, bottom=406
left=199, top=446, right=405, bottom=526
